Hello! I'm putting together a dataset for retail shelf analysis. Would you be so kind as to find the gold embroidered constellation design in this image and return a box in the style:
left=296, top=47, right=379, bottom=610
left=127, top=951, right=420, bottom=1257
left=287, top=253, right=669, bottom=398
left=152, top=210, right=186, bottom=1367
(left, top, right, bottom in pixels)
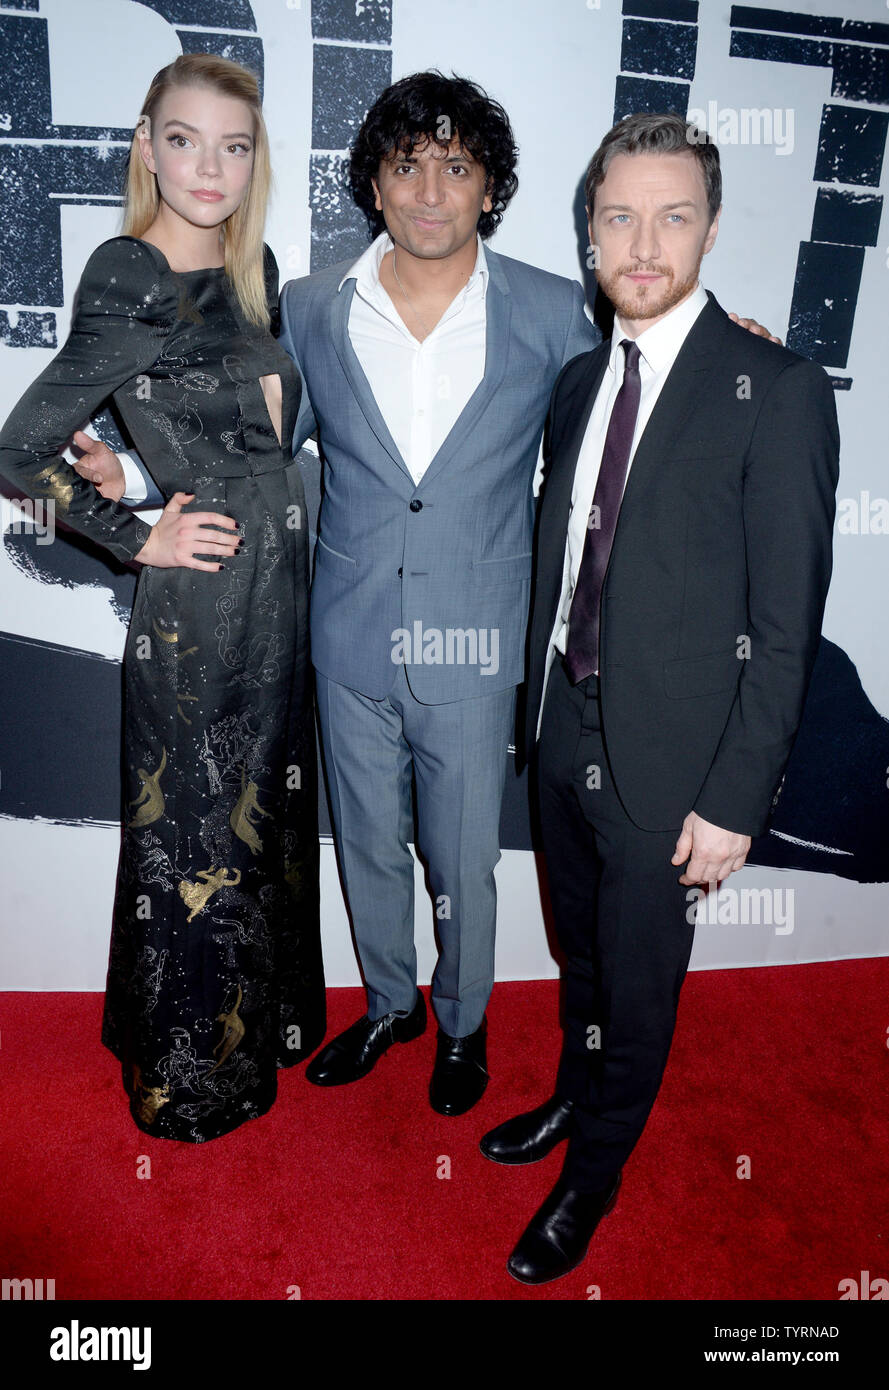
left=176, top=692, right=200, bottom=725
left=151, top=620, right=200, bottom=721
left=229, top=764, right=273, bottom=856
left=151, top=618, right=198, bottom=660
left=178, top=866, right=241, bottom=922
left=128, top=747, right=168, bottom=828
left=131, top=1062, right=171, bottom=1125
left=33, top=461, right=73, bottom=511
left=207, top=983, right=245, bottom=1075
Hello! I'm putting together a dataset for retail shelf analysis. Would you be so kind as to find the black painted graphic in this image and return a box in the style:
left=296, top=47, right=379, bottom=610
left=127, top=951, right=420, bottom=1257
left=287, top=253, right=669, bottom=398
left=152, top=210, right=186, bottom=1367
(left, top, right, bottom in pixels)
left=0, top=629, right=125, bottom=825
left=614, top=0, right=699, bottom=123
left=730, top=6, right=888, bottom=386
left=308, top=0, right=392, bottom=270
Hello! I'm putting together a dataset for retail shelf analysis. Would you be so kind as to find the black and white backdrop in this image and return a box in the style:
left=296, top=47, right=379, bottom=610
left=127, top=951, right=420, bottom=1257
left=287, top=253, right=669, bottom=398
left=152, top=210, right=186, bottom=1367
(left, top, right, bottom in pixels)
left=1, top=0, right=887, bottom=990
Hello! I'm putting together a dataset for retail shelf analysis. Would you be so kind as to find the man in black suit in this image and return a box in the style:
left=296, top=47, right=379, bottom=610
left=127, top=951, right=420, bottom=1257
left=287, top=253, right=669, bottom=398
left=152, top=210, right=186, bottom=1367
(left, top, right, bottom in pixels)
left=480, top=112, right=840, bottom=1285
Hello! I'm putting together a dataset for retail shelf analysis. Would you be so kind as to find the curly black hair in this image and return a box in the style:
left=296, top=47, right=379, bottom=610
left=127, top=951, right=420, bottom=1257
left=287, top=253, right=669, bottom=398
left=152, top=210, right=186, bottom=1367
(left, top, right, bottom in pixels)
left=348, top=71, right=519, bottom=241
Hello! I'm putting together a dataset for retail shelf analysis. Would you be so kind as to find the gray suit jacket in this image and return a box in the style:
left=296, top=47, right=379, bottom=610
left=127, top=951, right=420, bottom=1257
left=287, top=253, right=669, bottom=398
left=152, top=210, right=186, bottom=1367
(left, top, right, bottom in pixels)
left=279, top=247, right=598, bottom=702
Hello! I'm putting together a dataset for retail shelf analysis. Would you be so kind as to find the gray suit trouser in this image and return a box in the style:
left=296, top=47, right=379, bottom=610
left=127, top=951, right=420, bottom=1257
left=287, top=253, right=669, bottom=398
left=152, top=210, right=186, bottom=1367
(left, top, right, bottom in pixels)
left=315, top=662, right=517, bottom=1037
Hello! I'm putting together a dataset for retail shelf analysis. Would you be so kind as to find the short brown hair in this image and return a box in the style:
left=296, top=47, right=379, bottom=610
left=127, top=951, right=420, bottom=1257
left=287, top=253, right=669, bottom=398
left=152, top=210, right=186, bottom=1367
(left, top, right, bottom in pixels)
left=584, top=112, right=721, bottom=224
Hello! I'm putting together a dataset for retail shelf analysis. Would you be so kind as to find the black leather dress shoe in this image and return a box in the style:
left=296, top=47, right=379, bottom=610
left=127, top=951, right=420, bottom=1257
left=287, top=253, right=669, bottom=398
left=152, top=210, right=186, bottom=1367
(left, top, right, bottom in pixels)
left=506, top=1172, right=622, bottom=1285
left=305, top=992, right=426, bottom=1086
left=429, top=1017, right=488, bottom=1115
left=479, top=1096, right=574, bottom=1165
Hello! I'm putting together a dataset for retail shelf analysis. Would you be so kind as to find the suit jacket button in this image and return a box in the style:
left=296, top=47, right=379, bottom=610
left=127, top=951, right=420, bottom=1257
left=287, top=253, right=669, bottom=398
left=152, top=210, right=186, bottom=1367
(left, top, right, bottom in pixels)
left=409, top=499, right=422, bottom=512
left=397, top=567, right=403, bottom=577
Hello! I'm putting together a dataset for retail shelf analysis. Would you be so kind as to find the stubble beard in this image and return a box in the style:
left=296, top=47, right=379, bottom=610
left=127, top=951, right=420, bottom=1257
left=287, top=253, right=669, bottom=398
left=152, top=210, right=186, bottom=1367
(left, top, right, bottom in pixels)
left=598, top=259, right=702, bottom=322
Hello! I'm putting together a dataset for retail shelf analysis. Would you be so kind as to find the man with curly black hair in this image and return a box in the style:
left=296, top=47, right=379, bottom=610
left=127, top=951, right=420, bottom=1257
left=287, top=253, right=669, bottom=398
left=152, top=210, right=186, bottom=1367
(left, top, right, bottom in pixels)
left=347, top=70, right=519, bottom=242
left=278, top=71, right=598, bottom=1115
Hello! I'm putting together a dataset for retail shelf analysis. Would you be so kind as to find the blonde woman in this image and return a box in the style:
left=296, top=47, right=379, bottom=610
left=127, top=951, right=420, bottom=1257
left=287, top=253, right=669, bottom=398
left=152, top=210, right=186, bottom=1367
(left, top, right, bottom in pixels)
left=0, top=54, right=325, bottom=1142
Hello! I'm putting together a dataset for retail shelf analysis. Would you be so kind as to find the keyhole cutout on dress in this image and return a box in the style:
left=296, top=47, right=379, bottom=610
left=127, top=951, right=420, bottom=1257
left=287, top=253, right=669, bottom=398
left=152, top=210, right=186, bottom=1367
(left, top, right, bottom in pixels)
left=259, top=373, right=283, bottom=446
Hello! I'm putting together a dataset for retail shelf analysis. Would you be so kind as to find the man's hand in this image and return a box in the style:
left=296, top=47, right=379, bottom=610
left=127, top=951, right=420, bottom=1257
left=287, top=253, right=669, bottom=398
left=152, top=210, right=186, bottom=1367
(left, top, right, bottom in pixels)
left=728, top=313, right=783, bottom=346
left=133, top=491, right=240, bottom=570
left=71, top=430, right=126, bottom=500
left=672, top=810, right=751, bottom=886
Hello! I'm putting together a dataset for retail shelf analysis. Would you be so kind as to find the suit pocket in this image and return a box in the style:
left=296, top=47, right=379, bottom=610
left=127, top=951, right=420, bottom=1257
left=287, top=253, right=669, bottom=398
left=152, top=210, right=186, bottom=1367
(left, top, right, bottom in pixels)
left=472, top=551, right=533, bottom=585
left=315, top=535, right=357, bottom=578
left=663, top=646, right=741, bottom=699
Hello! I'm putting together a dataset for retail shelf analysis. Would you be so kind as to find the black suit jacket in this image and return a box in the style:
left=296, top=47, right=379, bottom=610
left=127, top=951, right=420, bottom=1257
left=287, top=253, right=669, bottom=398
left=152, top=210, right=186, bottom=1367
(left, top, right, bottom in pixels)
left=523, top=293, right=840, bottom=837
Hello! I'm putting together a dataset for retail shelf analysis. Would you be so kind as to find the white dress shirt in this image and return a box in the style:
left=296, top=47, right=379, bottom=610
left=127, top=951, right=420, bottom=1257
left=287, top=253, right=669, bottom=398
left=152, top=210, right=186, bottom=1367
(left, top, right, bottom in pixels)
left=339, top=230, right=488, bottom=484
left=538, top=281, right=709, bottom=735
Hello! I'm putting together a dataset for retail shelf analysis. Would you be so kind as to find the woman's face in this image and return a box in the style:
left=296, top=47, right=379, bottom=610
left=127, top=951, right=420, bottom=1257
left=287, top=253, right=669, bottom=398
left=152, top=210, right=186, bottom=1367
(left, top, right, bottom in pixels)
left=139, top=83, right=256, bottom=231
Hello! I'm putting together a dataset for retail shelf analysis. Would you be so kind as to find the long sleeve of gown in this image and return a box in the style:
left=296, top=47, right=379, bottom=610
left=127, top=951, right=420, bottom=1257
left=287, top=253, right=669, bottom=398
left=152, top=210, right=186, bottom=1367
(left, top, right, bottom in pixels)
left=0, top=236, right=176, bottom=564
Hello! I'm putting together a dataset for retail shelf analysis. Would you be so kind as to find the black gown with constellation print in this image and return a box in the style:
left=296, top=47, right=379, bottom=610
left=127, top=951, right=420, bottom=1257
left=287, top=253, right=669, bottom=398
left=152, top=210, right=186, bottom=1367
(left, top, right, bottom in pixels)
left=0, top=236, right=325, bottom=1142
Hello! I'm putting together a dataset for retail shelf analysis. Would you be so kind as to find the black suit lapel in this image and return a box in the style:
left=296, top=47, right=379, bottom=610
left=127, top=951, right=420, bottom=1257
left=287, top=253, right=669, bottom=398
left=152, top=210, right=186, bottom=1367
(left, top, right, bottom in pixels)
left=537, top=348, right=609, bottom=578
left=613, top=296, right=731, bottom=536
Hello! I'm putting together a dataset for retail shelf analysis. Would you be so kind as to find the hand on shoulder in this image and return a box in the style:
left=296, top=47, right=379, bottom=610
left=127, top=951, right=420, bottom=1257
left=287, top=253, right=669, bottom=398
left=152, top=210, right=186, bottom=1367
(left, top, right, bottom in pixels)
left=727, top=311, right=783, bottom=345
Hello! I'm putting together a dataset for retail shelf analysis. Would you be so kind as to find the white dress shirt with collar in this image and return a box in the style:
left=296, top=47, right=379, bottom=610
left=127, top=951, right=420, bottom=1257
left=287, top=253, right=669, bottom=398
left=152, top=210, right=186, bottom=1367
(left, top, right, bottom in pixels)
left=538, top=280, right=709, bottom=735
left=338, top=230, right=489, bottom=485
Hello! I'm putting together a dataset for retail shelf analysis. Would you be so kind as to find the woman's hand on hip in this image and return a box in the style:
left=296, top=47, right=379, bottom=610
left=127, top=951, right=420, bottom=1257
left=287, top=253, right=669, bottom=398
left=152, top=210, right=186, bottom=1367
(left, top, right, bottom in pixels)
left=133, top=492, right=239, bottom=570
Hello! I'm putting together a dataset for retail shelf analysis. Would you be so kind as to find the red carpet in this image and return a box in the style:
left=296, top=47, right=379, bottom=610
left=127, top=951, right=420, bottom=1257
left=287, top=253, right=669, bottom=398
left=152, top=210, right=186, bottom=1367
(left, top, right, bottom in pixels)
left=1, top=962, right=887, bottom=1300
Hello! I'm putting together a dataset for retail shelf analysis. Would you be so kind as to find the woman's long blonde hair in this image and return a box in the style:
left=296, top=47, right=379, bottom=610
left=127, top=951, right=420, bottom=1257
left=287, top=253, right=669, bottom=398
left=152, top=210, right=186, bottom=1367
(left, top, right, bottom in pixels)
left=122, top=53, right=272, bottom=328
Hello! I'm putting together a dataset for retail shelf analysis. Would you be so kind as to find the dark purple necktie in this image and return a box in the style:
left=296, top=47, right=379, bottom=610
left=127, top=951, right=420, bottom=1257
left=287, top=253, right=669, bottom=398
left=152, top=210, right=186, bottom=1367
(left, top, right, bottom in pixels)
left=563, top=338, right=642, bottom=684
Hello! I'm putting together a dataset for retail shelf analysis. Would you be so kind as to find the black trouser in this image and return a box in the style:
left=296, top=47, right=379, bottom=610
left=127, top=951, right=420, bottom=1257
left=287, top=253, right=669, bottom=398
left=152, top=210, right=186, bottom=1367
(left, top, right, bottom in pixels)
left=538, top=653, right=696, bottom=1190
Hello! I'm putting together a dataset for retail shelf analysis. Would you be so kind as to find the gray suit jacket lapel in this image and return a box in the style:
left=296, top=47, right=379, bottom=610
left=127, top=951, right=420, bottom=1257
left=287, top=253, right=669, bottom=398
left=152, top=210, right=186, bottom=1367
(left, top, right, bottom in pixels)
left=329, top=278, right=414, bottom=485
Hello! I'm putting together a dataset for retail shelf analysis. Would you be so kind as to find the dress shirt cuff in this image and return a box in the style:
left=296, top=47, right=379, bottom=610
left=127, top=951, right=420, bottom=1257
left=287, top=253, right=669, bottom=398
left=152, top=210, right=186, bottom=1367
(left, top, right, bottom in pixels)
left=119, top=452, right=149, bottom=504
